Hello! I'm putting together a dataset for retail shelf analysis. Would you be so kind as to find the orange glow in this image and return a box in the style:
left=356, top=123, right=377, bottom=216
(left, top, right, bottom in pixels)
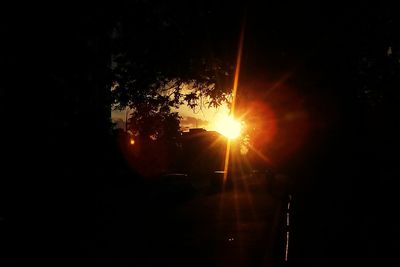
left=230, top=20, right=245, bottom=114
left=223, top=17, right=246, bottom=182
left=215, top=114, right=243, bottom=140
left=130, top=138, right=135, bottom=145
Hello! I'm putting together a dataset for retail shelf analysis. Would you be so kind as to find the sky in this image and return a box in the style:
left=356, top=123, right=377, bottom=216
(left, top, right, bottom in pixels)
left=112, top=103, right=231, bottom=132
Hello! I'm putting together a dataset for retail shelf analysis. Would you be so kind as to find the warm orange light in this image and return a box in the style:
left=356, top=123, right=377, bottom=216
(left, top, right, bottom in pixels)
left=130, top=139, right=135, bottom=145
left=215, top=115, right=242, bottom=140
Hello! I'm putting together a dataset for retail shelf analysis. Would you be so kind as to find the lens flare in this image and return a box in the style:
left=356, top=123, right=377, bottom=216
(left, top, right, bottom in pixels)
left=215, top=115, right=242, bottom=140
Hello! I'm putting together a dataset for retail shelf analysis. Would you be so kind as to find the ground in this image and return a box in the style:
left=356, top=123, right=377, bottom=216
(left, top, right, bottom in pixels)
left=93, top=172, right=289, bottom=266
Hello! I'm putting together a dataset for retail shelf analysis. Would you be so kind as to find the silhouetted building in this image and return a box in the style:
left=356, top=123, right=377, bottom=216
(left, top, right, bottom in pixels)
left=180, top=128, right=227, bottom=175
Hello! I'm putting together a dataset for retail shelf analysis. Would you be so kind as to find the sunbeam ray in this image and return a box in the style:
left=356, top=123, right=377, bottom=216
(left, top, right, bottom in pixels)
left=223, top=15, right=246, bottom=183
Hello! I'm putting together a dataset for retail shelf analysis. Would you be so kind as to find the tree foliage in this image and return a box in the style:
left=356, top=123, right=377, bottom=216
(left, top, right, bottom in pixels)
left=110, top=0, right=242, bottom=139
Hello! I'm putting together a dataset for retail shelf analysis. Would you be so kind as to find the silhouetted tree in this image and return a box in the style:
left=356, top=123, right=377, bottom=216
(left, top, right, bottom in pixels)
left=110, top=0, right=244, bottom=141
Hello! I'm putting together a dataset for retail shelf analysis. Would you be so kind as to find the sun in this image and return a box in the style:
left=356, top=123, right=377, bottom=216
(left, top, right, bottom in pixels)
left=214, top=114, right=242, bottom=140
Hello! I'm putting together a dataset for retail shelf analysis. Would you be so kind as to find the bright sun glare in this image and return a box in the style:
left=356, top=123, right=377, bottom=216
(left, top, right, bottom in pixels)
left=214, top=115, right=242, bottom=140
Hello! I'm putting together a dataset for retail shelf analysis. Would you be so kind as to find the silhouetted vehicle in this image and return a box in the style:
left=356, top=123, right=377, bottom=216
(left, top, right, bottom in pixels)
left=209, top=170, right=235, bottom=191
left=209, top=170, right=255, bottom=192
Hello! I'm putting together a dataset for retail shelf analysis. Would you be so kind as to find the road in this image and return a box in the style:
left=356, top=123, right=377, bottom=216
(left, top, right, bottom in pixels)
left=94, top=173, right=289, bottom=266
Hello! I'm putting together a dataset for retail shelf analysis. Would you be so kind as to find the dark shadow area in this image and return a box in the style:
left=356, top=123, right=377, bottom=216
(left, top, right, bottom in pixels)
left=1, top=2, right=399, bottom=266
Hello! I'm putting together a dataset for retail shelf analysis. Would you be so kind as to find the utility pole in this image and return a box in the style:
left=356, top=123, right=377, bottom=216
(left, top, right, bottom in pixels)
left=125, top=107, right=129, bottom=132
